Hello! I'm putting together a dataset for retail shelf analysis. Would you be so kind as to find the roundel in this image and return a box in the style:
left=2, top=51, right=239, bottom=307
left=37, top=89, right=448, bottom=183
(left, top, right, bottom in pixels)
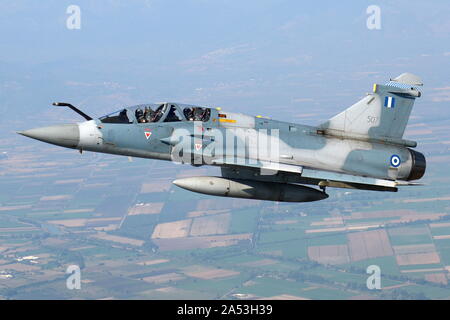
left=390, top=154, right=401, bottom=168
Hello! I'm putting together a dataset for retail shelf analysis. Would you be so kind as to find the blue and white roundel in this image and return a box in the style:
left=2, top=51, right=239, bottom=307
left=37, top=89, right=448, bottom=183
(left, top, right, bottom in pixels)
left=390, top=155, right=401, bottom=167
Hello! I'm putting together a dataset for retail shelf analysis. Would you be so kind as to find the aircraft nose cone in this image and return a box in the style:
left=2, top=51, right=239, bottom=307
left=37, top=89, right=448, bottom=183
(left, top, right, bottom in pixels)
left=18, top=124, right=80, bottom=148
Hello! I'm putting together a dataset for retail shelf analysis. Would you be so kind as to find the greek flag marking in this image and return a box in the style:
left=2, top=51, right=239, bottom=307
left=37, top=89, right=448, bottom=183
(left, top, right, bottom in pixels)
left=384, top=96, right=395, bottom=108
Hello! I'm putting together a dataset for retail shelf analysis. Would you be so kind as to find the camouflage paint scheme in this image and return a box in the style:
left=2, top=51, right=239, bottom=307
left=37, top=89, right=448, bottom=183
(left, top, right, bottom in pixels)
left=19, top=73, right=426, bottom=202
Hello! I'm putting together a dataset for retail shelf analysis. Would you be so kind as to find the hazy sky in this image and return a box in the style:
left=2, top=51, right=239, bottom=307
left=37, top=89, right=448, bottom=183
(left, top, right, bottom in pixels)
left=1, top=1, right=449, bottom=124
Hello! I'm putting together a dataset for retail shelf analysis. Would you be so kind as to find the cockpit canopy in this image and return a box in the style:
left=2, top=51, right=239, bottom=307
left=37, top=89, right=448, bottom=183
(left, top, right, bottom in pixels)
left=99, top=103, right=211, bottom=124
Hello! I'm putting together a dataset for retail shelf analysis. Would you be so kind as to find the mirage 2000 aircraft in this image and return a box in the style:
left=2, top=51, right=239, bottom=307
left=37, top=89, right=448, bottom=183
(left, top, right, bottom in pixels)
left=19, top=73, right=426, bottom=202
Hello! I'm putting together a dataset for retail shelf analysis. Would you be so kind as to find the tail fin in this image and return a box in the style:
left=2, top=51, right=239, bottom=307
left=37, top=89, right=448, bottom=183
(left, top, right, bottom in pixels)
left=320, top=73, right=423, bottom=141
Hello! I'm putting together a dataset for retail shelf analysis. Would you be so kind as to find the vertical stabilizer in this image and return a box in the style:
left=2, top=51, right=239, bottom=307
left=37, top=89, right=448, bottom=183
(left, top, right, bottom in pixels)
left=320, top=73, right=422, bottom=140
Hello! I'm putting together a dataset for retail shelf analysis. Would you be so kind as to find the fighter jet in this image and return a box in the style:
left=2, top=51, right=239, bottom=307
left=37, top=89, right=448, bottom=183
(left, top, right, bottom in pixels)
left=18, top=73, right=426, bottom=202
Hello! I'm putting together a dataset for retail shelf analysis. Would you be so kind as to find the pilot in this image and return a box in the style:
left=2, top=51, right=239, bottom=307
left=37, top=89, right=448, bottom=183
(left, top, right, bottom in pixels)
left=183, top=107, right=194, bottom=121
left=193, top=107, right=205, bottom=121
left=144, top=107, right=154, bottom=123
left=135, top=108, right=144, bottom=123
left=203, top=108, right=211, bottom=121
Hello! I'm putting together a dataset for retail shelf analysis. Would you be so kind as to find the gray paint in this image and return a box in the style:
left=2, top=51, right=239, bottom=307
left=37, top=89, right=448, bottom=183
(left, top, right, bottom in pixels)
left=18, top=74, right=427, bottom=202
